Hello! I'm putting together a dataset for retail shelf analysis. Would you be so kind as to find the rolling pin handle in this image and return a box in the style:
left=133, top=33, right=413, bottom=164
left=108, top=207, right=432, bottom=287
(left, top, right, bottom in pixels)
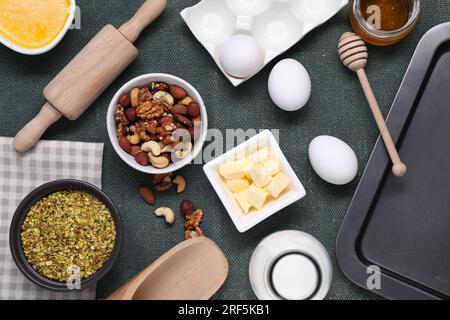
left=119, top=0, right=167, bottom=43
left=12, top=102, right=62, bottom=153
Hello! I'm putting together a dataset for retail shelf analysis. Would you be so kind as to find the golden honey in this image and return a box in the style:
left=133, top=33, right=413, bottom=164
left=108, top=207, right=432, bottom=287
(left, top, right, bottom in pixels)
left=0, top=0, right=71, bottom=49
left=350, top=0, right=420, bottom=46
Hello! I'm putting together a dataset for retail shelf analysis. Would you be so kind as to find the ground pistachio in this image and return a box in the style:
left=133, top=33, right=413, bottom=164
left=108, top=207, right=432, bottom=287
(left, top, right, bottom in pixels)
left=21, top=190, right=116, bottom=282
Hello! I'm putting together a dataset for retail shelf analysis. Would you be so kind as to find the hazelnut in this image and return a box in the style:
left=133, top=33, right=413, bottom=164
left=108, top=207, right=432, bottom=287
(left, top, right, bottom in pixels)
left=180, top=200, right=195, bottom=216
left=125, top=108, right=137, bottom=122
left=170, top=85, right=187, bottom=101
left=188, top=102, right=201, bottom=118
left=118, top=136, right=132, bottom=153
left=119, top=94, right=131, bottom=108
left=135, top=151, right=150, bottom=166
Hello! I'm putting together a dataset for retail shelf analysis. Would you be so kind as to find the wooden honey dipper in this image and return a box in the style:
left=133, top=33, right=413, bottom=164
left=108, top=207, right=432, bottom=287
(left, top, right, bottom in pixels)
left=338, top=32, right=407, bottom=177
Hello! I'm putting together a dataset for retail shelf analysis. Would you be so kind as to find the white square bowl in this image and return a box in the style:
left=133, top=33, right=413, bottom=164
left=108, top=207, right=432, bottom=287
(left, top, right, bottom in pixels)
left=203, top=130, right=306, bottom=232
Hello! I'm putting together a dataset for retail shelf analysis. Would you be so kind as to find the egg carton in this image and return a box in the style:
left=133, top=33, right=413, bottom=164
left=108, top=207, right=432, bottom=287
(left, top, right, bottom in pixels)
left=181, top=0, right=348, bottom=86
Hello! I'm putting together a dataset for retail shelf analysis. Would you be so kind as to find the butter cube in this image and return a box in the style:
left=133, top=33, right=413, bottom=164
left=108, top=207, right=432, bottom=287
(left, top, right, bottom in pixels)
left=235, top=189, right=251, bottom=214
left=260, top=158, right=280, bottom=176
left=219, top=159, right=252, bottom=180
left=247, top=184, right=268, bottom=210
left=227, top=179, right=250, bottom=193
left=249, top=165, right=272, bottom=187
left=266, top=173, right=290, bottom=198
left=249, top=147, right=270, bottom=164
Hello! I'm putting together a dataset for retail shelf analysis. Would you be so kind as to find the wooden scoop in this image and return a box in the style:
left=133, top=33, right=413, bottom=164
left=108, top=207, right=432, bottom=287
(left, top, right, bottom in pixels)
left=12, top=0, right=167, bottom=153
left=338, top=32, right=407, bottom=177
left=107, top=237, right=229, bottom=300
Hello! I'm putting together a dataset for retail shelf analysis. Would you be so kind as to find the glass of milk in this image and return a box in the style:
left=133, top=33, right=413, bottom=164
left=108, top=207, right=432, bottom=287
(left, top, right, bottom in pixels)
left=249, top=230, right=333, bottom=300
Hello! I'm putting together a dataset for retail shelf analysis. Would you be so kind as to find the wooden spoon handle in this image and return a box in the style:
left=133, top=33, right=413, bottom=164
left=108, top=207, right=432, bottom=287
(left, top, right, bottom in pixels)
left=119, top=0, right=167, bottom=43
left=356, top=69, right=407, bottom=177
left=12, top=102, right=62, bottom=153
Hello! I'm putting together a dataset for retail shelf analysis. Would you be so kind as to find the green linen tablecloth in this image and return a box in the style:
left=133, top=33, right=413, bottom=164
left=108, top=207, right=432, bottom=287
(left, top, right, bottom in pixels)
left=1, top=0, right=449, bottom=300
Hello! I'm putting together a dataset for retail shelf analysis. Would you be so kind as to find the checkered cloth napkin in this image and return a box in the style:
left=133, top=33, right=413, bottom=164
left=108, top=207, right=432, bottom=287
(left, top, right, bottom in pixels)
left=0, top=137, right=104, bottom=300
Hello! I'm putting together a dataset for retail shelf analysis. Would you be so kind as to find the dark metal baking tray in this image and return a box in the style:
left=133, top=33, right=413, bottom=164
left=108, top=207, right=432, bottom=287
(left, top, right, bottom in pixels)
left=336, top=22, right=450, bottom=300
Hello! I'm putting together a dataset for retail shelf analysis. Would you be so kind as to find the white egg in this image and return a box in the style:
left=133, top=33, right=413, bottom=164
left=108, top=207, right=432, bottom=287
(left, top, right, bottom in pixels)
left=268, top=59, right=311, bottom=112
left=219, top=35, right=265, bottom=78
left=309, top=136, right=358, bottom=185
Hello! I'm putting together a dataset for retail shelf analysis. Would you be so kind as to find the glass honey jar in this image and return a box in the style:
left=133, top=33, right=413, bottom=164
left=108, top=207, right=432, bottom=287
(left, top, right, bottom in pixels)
left=349, top=0, right=420, bottom=46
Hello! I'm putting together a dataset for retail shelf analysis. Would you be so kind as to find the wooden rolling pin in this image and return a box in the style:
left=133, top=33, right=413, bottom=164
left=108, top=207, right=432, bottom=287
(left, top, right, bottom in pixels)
left=12, top=0, right=167, bottom=153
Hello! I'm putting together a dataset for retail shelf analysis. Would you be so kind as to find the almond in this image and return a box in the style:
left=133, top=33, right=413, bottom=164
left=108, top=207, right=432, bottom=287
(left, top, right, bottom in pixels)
left=175, top=114, right=192, bottom=126
left=172, top=104, right=188, bottom=115
left=139, top=186, right=155, bottom=205
left=118, top=136, right=132, bottom=153
left=131, top=146, right=141, bottom=157
left=170, top=85, right=187, bottom=101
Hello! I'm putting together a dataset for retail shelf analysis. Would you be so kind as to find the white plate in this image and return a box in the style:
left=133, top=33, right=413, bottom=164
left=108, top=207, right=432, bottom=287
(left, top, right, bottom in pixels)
left=203, top=130, right=306, bottom=232
left=181, top=0, right=348, bottom=86
left=0, top=0, right=76, bottom=55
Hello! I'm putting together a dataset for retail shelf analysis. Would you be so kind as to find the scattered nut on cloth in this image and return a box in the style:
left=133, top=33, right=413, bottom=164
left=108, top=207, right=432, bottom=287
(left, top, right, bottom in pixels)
left=0, top=137, right=104, bottom=300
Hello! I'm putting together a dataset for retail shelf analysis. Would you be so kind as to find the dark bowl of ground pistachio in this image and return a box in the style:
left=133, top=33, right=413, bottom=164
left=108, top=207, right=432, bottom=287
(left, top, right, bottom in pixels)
left=9, top=180, right=122, bottom=291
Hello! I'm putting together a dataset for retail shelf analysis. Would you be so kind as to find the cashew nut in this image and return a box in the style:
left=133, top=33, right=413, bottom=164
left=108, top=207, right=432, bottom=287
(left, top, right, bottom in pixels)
left=161, top=144, right=173, bottom=153
left=128, top=133, right=141, bottom=145
left=130, top=88, right=140, bottom=108
left=173, top=175, right=186, bottom=193
left=174, top=142, right=193, bottom=160
left=153, top=91, right=174, bottom=106
left=155, top=207, right=175, bottom=224
left=141, top=141, right=161, bottom=156
left=149, top=154, right=170, bottom=169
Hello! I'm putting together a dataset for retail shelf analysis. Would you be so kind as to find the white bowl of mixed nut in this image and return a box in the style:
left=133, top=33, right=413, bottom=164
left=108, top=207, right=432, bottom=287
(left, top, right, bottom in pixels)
left=107, top=74, right=208, bottom=174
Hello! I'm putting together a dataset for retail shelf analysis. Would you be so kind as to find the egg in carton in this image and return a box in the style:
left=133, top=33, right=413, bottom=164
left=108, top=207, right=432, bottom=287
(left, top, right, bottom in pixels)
left=181, top=0, right=348, bottom=86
